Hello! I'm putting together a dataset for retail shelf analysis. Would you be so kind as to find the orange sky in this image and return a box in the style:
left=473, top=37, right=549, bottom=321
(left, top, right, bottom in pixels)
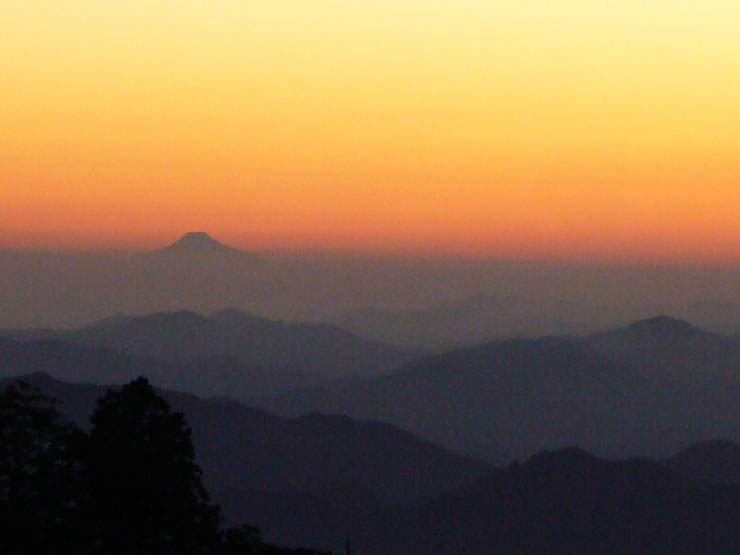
left=2, top=1, right=739, bottom=261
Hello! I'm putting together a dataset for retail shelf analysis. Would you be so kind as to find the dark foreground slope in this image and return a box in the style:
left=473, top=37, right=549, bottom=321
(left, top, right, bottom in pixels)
left=0, top=373, right=488, bottom=506
left=2, top=374, right=738, bottom=554
left=256, top=317, right=740, bottom=462
left=376, top=448, right=740, bottom=554
left=179, top=444, right=740, bottom=554
left=666, top=439, right=740, bottom=486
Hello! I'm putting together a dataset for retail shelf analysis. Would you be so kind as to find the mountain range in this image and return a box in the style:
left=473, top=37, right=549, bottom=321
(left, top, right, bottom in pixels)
left=254, top=316, right=740, bottom=462
left=666, top=439, right=740, bottom=486
left=0, top=308, right=412, bottom=395
left=3, top=313, right=738, bottom=463
left=332, top=296, right=740, bottom=349
left=2, top=373, right=738, bottom=554
left=3, top=233, right=740, bottom=336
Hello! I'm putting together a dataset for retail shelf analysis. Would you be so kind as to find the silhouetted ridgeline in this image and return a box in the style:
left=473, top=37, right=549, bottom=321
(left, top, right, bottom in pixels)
left=158, top=231, right=255, bottom=258
left=255, top=317, right=740, bottom=462
left=332, top=296, right=740, bottom=349
left=2, top=374, right=738, bottom=554
left=0, top=308, right=414, bottom=395
left=2, top=315, right=738, bottom=463
left=1, top=308, right=412, bottom=377
left=666, top=439, right=740, bottom=486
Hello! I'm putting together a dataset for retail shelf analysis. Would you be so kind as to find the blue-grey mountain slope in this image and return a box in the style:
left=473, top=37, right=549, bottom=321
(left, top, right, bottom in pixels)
left=332, top=296, right=740, bottom=349
left=255, top=317, right=740, bottom=463
left=1, top=308, right=413, bottom=384
left=0, top=335, right=315, bottom=398
left=4, top=373, right=737, bottom=554
left=666, top=439, right=740, bottom=486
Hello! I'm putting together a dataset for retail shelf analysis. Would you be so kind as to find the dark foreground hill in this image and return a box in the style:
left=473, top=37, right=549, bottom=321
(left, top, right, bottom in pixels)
left=0, top=373, right=489, bottom=506
left=2, top=373, right=738, bottom=554
left=217, top=445, right=740, bottom=554
left=375, top=448, right=740, bottom=554
left=666, top=439, right=740, bottom=486
left=255, top=317, right=740, bottom=462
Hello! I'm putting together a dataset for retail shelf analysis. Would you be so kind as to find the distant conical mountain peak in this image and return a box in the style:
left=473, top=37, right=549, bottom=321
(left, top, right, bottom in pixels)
left=180, top=231, right=213, bottom=240
left=160, top=232, right=250, bottom=257
left=169, top=231, right=229, bottom=249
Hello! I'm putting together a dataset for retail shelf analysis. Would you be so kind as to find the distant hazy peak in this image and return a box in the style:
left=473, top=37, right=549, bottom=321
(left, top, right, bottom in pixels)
left=77, top=310, right=208, bottom=331
left=209, top=308, right=269, bottom=325
left=624, top=315, right=702, bottom=334
left=80, top=313, right=132, bottom=329
left=163, top=231, right=239, bottom=251
left=134, top=310, right=207, bottom=323
left=672, top=438, right=740, bottom=456
left=179, top=231, right=213, bottom=241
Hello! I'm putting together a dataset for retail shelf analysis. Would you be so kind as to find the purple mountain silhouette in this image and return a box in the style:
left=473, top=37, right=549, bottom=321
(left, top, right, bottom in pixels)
left=162, top=232, right=244, bottom=254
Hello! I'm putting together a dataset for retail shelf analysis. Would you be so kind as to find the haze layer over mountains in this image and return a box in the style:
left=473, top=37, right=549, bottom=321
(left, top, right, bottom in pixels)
left=1, top=232, right=738, bottom=342
left=2, top=234, right=738, bottom=461
left=2, top=232, right=739, bottom=552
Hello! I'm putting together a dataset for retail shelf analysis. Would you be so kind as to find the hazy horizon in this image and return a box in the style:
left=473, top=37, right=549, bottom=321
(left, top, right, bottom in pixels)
left=3, top=227, right=740, bottom=265
left=1, top=231, right=739, bottom=332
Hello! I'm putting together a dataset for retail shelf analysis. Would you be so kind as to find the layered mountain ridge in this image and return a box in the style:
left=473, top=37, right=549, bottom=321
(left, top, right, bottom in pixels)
left=255, top=316, right=740, bottom=462
left=2, top=372, right=738, bottom=554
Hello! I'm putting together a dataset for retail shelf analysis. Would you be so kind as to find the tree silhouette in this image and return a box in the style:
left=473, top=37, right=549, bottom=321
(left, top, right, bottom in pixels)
left=85, top=377, right=222, bottom=554
left=0, top=381, right=86, bottom=554
left=221, top=524, right=263, bottom=554
left=1, top=377, right=330, bottom=554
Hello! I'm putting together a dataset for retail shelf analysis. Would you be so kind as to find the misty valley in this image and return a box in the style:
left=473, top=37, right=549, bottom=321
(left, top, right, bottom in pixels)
left=1, top=236, right=739, bottom=553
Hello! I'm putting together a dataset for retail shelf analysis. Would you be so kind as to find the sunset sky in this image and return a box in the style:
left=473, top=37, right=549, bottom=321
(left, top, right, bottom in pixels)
left=2, top=1, right=739, bottom=261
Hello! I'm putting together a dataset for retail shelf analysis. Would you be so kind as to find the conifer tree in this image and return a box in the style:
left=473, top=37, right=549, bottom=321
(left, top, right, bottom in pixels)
left=85, top=377, right=222, bottom=554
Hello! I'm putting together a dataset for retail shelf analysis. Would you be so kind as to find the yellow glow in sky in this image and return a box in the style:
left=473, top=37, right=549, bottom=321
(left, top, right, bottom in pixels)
left=2, top=1, right=739, bottom=260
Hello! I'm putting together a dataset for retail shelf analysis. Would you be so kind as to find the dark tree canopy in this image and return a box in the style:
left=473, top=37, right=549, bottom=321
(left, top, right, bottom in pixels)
left=1, top=377, right=330, bottom=555
left=0, top=381, right=85, bottom=554
left=85, top=377, right=222, bottom=554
